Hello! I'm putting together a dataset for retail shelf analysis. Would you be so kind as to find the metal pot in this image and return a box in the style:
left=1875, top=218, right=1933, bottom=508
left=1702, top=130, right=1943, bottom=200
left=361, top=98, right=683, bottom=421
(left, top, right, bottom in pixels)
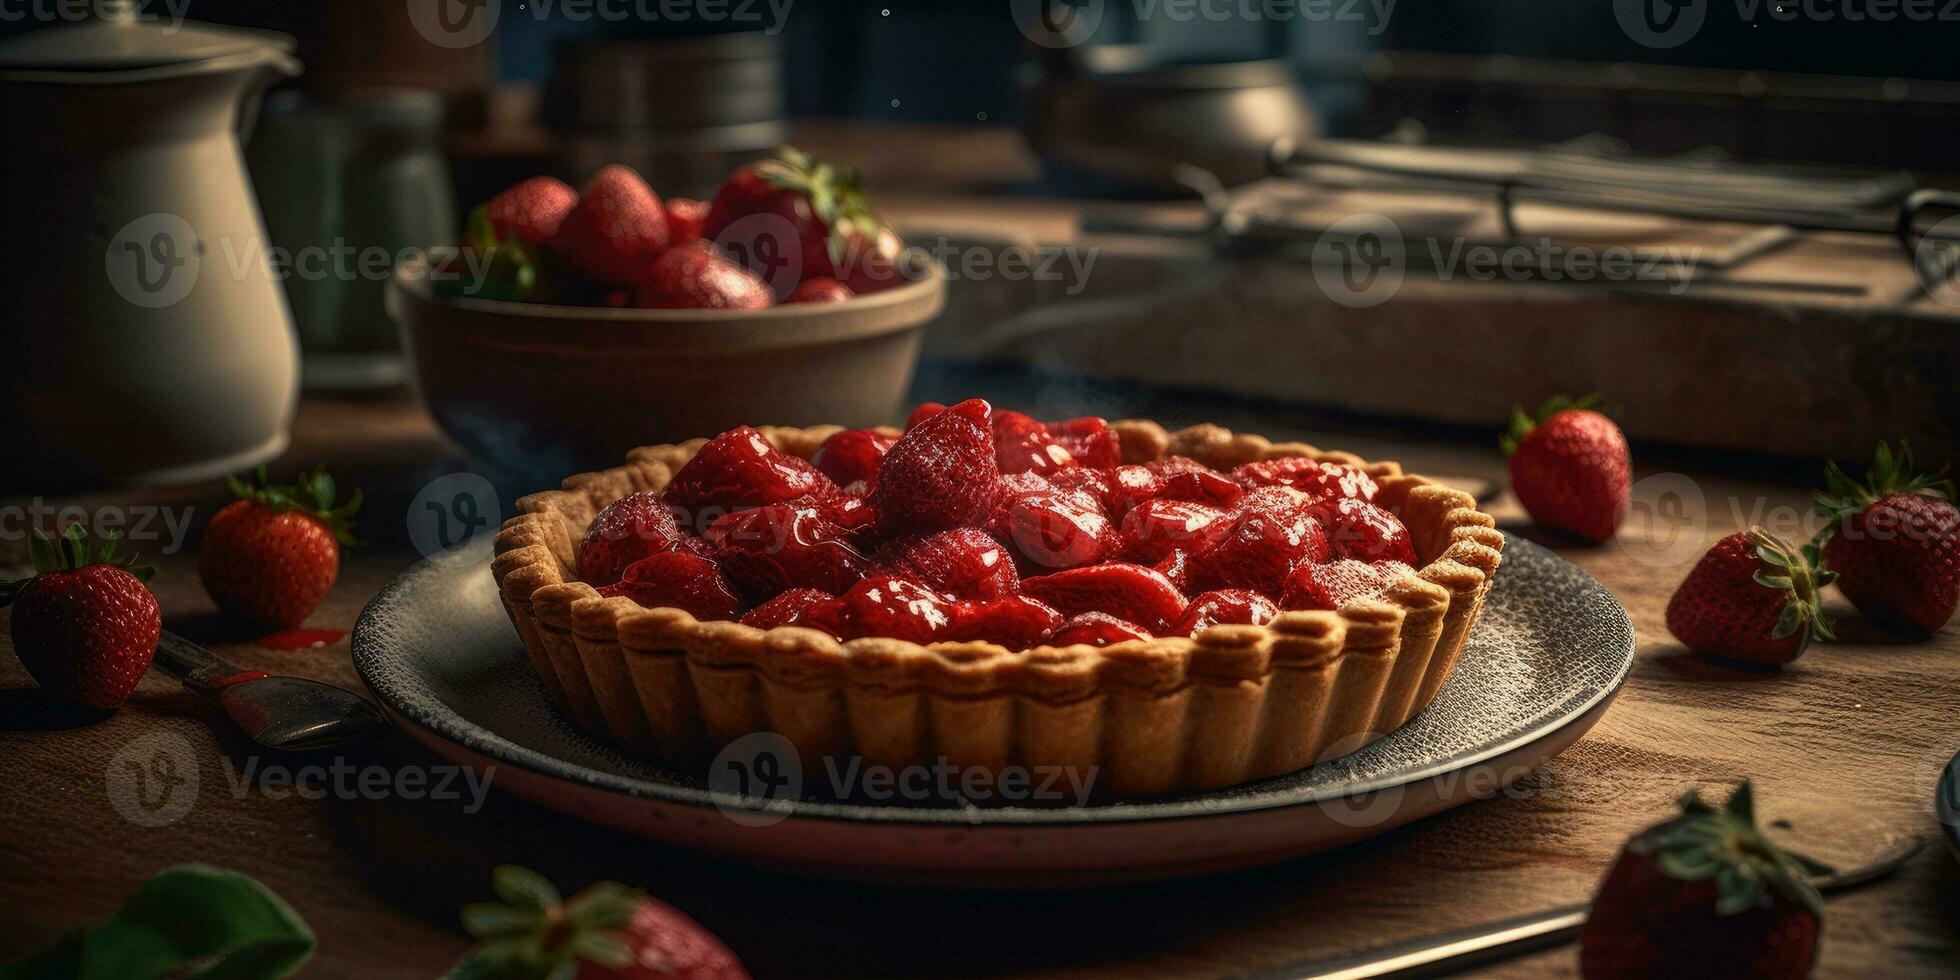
left=1019, top=13, right=1319, bottom=193
left=0, top=4, right=302, bottom=489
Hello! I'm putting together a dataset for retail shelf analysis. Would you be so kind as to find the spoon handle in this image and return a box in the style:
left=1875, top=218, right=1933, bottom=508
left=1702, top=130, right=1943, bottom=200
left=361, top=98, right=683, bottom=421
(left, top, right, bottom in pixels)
left=1235, top=906, right=1587, bottom=979
left=153, top=631, right=248, bottom=693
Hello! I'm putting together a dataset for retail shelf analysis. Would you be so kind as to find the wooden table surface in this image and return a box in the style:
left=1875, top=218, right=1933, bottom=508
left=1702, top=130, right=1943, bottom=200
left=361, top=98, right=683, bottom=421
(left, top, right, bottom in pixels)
left=2, top=390, right=1957, bottom=979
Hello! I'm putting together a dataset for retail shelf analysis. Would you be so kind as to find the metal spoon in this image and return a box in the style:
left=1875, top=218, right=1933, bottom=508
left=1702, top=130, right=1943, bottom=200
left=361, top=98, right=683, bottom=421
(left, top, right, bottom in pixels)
left=154, top=630, right=388, bottom=751
left=1238, top=835, right=1925, bottom=979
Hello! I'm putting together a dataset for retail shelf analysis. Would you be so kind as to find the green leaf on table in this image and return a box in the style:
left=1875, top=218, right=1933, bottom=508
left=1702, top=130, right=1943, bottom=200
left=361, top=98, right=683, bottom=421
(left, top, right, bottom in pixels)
left=0, top=865, right=314, bottom=980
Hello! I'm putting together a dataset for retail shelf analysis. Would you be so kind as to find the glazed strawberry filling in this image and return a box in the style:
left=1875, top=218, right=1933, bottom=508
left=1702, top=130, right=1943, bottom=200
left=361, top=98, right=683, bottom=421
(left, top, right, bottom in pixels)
left=576, top=398, right=1418, bottom=647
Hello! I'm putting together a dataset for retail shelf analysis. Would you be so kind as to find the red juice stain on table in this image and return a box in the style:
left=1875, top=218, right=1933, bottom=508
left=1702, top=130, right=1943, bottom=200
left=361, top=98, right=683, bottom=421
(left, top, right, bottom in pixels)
left=256, top=627, right=347, bottom=650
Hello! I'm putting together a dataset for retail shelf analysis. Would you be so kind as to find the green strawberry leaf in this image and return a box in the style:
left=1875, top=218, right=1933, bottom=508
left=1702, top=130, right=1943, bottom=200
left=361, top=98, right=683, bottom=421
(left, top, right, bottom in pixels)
left=490, top=865, right=560, bottom=913
left=1628, top=781, right=1824, bottom=921
left=0, top=865, right=313, bottom=980
left=227, top=467, right=364, bottom=548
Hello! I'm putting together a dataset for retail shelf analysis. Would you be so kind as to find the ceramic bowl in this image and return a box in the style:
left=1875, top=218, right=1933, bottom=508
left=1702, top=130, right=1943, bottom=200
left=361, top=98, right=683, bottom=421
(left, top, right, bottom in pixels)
left=385, top=255, right=945, bottom=482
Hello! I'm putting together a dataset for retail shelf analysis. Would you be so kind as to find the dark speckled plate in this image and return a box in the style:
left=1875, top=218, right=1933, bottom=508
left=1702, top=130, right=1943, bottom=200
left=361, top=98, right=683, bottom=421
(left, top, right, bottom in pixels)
left=353, top=534, right=1633, bottom=884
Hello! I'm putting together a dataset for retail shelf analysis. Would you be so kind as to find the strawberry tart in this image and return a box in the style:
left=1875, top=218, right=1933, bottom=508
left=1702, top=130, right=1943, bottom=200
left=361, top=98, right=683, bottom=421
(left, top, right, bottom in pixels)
left=492, top=399, right=1503, bottom=797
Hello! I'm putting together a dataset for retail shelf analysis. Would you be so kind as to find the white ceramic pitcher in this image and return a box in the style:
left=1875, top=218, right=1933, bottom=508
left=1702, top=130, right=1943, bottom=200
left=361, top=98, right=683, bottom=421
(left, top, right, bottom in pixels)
left=0, top=4, right=302, bottom=489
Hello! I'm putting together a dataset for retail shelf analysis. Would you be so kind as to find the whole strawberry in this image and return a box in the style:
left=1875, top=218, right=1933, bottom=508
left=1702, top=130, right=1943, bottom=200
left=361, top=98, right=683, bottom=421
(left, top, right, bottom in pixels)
left=633, top=240, right=772, bottom=310
left=1579, top=782, right=1823, bottom=980
left=1665, top=527, right=1834, bottom=666
left=2, top=524, right=161, bottom=709
left=451, top=865, right=748, bottom=980
left=553, top=165, right=671, bottom=287
left=482, top=175, right=579, bottom=247
left=1813, top=441, right=1959, bottom=637
left=198, top=466, right=361, bottom=630
left=1502, top=394, right=1630, bottom=543
left=704, top=146, right=903, bottom=295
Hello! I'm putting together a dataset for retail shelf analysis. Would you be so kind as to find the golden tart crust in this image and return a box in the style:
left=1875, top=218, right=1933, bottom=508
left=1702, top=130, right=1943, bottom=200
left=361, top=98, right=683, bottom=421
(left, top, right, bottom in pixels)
left=492, top=419, right=1504, bottom=798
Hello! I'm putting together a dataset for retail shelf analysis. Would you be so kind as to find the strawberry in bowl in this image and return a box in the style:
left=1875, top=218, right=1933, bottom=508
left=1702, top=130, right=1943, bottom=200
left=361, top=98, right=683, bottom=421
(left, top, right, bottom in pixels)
left=388, top=151, right=944, bottom=479
left=434, top=147, right=909, bottom=310
left=493, top=403, right=1505, bottom=797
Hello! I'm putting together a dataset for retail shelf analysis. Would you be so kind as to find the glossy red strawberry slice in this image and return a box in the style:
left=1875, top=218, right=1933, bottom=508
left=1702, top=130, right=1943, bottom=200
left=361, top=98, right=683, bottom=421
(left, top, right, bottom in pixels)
left=992, top=409, right=1078, bottom=475
left=1119, top=498, right=1234, bottom=564
left=1022, top=562, right=1188, bottom=634
left=838, top=575, right=956, bottom=642
left=871, top=398, right=1002, bottom=537
left=599, top=551, right=746, bottom=620
left=705, top=503, right=870, bottom=595
left=1046, top=417, right=1121, bottom=468
left=1312, top=496, right=1418, bottom=565
left=999, top=486, right=1120, bottom=571
left=812, top=428, right=898, bottom=491
left=1232, top=457, right=1379, bottom=503
left=1280, top=559, right=1414, bottom=611
left=1159, top=468, right=1244, bottom=508
left=905, top=402, right=946, bottom=429
left=1046, top=466, right=1115, bottom=510
left=945, top=594, right=1065, bottom=648
left=552, top=164, right=670, bottom=286
left=1154, top=549, right=1193, bottom=591
left=1101, top=465, right=1163, bottom=518
left=1173, top=589, right=1280, bottom=635
left=1186, top=487, right=1331, bottom=596
left=876, top=527, right=1019, bottom=600
left=809, top=491, right=876, bottom=537
left=1046, top=611, right=1152, bottom=647
left=740, top=587, right=849, bottom=638
left=578, top=490, right=684, bottom=586
left=1000, top=470, right=1056, bottom=497
left=663, top=426, right=836, bottom=528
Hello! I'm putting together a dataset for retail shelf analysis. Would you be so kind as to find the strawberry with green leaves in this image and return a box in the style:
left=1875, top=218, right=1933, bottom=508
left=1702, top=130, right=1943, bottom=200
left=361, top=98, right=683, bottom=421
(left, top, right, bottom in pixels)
left=1579, top=782, right=1825, bottom=979
left=198, top=466, right=362, bottom=630
left=1502, top=394, right=1631, bottom=543
left=1813, top=440, right=1959, bottom=637
left=448, top=865, right=748, bottom=980
left=1, top=524, right=161, bottom=710
left=1665, top=527, right=1835, bottom=666
left=704, top=146, right=904, bottom=297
